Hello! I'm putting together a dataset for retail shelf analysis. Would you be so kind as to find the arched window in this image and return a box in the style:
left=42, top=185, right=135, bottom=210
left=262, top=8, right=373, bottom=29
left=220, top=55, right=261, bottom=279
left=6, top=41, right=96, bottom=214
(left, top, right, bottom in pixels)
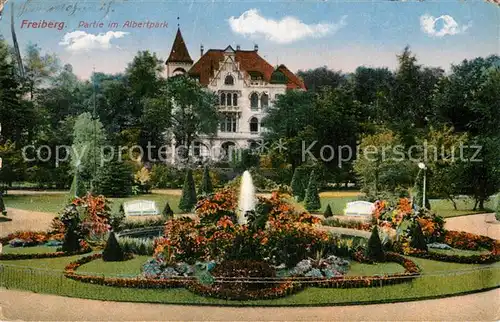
left=224, top=75, right=234, bottom=85
left=220, top=93, right=226, bottom=106
left=260, top=93, right=269, bottom=108
left=233, top=93, right=238, bottom=106
left=226, top=92, right=232, bottom=106
left=250, top=117, right=259, bottom=133
left=220, top=115, right=237, bottom=132
left=250, top=93, right=259, bottom=110
left=172, top=67, right=186, bottom=76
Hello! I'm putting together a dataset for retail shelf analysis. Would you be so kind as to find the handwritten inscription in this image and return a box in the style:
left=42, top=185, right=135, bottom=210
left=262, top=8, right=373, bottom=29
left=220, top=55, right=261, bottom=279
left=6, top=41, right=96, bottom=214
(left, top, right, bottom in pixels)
left=17, top=0, right=123, bottom=18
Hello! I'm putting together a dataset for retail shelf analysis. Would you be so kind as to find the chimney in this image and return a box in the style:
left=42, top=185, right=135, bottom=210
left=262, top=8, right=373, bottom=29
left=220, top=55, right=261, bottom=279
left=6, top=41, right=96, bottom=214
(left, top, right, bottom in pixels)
left=200, top=44, right=204, bottom=56
left=254, top=44, right=258, bottom=52
left=236, top=45, right=240, bottom=51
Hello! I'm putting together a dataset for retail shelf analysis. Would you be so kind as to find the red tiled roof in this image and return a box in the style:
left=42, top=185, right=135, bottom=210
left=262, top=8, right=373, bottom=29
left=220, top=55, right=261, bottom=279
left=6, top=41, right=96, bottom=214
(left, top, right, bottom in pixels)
left=188, top=49, right=306, bottom=90
left=166, top=28, right=193, bottom=64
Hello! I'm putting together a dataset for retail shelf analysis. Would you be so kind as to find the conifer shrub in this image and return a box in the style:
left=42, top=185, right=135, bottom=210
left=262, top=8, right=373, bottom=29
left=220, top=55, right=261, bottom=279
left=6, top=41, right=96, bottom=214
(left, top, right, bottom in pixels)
left=324, top=204, right=333, bottom=218
left=0, top=192, right=6, bottom=216
left=290, top=167, right=311, bottom=202
left=365, top=225, right=385, bottom=262
left=163, top=202, right=174, bottom=220
left=102, top=232, right=125, bottom=262
left=95, top=160, right=133, bottom=197
left=198, top=165, right=213, bottom=195
left=410, top=222, right=428, bottom=251
left=304, top=169, right=321, bottom=211
left=179, top=169, right=197, bottom=212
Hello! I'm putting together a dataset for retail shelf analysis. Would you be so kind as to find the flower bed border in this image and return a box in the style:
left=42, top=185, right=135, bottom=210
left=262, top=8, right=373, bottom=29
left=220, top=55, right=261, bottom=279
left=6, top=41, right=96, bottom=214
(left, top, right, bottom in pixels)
left=0, top=247, right=92, bottom=260
left=63, top=252, right=421, bottom=300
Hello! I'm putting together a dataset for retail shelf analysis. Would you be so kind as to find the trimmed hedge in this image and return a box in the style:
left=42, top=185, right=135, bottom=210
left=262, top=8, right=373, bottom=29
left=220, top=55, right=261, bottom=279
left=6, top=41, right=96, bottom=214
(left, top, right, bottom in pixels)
left=63, top=252, right=420, bottom=300
left=0, top=247, right=91, bottom=260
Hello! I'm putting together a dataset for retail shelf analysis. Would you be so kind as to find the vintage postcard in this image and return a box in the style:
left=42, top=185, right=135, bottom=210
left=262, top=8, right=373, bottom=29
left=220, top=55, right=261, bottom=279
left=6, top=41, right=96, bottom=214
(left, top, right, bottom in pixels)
left=0, top=0, right=499, bottom=321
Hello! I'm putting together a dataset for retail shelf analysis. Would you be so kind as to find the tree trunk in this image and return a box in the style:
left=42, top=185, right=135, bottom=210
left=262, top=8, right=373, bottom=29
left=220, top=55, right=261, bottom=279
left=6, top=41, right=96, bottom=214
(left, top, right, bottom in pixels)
left=478, top=199, right=485, bottom=211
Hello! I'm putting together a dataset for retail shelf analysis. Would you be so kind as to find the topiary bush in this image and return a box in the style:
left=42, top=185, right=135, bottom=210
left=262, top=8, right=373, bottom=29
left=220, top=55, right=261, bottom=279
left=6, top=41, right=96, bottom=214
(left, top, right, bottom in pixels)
left=365, top=225, right=385, bottom=262
left=0, top=191, right=6, bottom=216
left=304, top=169, right=321, bottom=211
left=102, top=232, right=125, bottom=261
left=179, top=169, right=197, bottom=212
left=410, top=222, right=428, bottom=251
left=162, top=202, right=174, bottom=220
left=60, top=205, right=84, bottom=253
left=198, top=165, right=213, bottom=196
left=324, top=204, right=333, bottom=218
left=290, top=167, right=311, bottom=202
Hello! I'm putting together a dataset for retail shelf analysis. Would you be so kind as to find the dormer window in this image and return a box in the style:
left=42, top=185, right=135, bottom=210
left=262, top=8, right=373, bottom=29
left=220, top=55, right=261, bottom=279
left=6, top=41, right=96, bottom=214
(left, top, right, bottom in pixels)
left=224, top=75, right=234, bottom=85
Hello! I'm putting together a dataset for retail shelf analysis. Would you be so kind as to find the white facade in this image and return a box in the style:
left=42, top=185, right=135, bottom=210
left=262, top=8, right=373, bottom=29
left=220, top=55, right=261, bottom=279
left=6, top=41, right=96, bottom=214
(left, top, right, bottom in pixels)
left=166, top=46, right=288, bottom=163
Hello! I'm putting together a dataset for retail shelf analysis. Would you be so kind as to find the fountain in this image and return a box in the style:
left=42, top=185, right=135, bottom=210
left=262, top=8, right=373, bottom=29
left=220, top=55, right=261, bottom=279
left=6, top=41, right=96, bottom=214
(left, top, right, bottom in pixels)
left=238, top=170, right=256, bottom=225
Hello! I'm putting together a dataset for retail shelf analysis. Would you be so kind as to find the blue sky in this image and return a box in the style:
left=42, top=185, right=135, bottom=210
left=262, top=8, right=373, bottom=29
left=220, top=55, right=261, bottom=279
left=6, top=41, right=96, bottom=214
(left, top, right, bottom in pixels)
left=0, top=0, right=498, bottom=79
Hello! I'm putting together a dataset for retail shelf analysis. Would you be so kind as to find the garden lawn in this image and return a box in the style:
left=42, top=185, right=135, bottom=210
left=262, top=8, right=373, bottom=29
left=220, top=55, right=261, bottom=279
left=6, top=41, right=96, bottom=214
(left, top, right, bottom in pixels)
left=3, top=193, right=182, bottom=215
left=430, top=198, right=496, bottom=218
left=3, top=245, right=59, bottom=255
left=1, top=248, right=499, bottom=306
left=76, top=256, right=149, bottom=277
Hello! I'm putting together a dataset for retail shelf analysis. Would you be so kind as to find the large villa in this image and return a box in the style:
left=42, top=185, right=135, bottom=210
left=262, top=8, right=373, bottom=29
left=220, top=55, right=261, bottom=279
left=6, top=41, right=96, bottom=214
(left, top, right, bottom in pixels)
left=164, top=28, right=306, bottom=162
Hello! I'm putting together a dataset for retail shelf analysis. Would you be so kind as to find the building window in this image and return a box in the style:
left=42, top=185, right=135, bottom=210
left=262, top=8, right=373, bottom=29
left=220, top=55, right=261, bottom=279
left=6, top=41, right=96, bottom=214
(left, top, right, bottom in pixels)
left=224, top=75, right=234, bottom=85
left=261, top=93, right=269, bottom=108
left=226, top=93, right=232, bottom=106
left=220, top=93, right=226, bottom=106
left=233, top=93, right=238, bottom=106
left=250, top=117, right=259, bottom=133
left=250, top=93, right=259, bottom=110
left=220, top=115, right=237, bottom=132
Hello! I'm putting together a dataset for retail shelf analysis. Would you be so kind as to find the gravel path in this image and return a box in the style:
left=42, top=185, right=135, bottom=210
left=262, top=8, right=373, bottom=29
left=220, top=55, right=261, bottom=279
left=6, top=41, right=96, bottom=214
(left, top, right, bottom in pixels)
left=445, top=213, right=500, bottom=239
left=0, top=287, right=498, bottom=321
left=0, top=208, right=56, bottom=236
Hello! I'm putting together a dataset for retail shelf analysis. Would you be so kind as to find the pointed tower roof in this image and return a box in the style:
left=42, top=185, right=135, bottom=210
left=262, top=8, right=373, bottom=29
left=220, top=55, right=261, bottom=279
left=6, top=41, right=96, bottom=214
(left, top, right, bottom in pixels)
left=166, top=28, right=193, bottom=64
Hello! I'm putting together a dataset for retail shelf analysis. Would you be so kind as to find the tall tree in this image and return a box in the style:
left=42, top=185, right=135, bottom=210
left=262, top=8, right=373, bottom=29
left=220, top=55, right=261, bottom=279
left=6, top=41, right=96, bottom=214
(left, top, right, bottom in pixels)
left=297, top=66, right=346, bottom=92
left=23, top=43, right=59, bottom=100
left=71, top=113, right=107, bottom=190
left=146, top=76, right=218, bottom=162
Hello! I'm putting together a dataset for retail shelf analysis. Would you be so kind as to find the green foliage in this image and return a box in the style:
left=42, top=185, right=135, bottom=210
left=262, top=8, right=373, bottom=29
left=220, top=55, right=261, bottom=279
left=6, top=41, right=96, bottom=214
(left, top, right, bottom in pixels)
left=109, top=204, right=126, bottom=231
left=496, top=195, right=500, bottom=222
left=231, top=149, right=260, bottom=172
left=59, top=205, right=83, bottom=253
left=179, top=169, right=197, bottom=212
left=290, top=167, right=311, bottom=201
left=68, top=170, right=86, bottom=201
left=198, top=166, right=213, bottom=196
left=102, top=232, right=125, bottom=262
left=150, top=164, right=184, bottom=188
left=94, top=159, right=133, bottom=197
left=0, top=192, right=7, bottom=216
left=365, top=225, right=385, bottom=262
left=409, top=222, right=428, bottom=251
left=118, top=237, right=154, bottom=255
left=304, top=170, right=321, bottom=211
left=162, top=202, right=174, bottom=220
left=323, top=204, right=333, bottom=218
left=354, top=129, right=415, bottom=197
left=71, top=112, right=107, bottom=189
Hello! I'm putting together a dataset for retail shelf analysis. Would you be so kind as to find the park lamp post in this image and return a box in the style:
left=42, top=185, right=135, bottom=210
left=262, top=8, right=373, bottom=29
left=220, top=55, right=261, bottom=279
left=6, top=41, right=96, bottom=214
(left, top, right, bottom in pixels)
left=418, top=162, right=427, bottom=209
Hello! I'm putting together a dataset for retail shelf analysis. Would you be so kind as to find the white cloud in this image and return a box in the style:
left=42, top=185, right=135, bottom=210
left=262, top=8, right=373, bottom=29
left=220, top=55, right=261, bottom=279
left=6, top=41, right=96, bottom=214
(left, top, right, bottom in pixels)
left=420, top=14, right=470, bottom=37
left=59, top=31, right=129, bottom=52
left=228, top=9, right=347, bottom=44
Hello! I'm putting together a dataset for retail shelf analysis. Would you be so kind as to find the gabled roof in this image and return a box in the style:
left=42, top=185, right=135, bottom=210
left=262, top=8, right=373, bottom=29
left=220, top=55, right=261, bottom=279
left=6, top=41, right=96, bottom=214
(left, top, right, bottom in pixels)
left=166, top=28, right=193, bottom=64
left=188, top=49, right=306, bottom=90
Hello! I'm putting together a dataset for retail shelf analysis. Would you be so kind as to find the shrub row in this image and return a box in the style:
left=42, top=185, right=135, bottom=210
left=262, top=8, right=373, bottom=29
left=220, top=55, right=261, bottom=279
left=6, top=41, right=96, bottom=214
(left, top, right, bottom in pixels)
left=0, top=247, right=91, bottom=260
left=408, top=249, right=500, bottom=264
left=322, top=218, right=373, bottom=231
